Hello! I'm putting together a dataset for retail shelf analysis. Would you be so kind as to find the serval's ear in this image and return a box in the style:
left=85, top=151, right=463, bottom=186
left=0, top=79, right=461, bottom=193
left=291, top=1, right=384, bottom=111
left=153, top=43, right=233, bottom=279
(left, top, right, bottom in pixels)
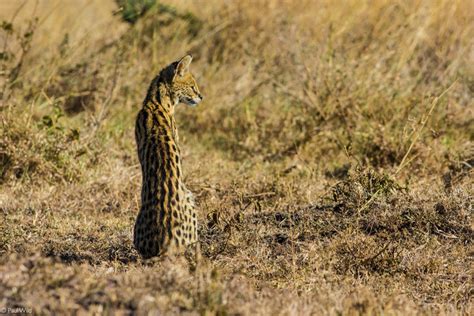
left=175, top=55, right=193, bottom=77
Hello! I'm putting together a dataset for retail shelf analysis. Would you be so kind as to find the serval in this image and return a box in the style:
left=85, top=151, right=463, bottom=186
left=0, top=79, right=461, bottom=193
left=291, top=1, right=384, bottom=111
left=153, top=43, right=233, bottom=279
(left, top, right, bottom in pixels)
left=133, top=55, right=202, bottom=258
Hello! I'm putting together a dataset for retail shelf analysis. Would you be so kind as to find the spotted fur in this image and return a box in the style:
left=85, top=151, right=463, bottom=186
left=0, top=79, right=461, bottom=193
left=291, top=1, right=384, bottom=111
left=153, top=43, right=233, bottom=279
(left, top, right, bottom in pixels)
left=133, top=55, right=202, bottom=258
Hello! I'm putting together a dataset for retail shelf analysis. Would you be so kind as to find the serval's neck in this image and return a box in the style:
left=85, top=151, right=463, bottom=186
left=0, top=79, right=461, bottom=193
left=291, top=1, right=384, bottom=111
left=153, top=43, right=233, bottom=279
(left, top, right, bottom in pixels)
left=144, top=76, right=176, bottom=115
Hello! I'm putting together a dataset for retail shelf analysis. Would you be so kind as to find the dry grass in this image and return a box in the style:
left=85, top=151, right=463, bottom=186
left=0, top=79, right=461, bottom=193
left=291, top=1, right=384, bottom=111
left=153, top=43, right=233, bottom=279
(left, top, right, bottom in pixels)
left=0, top=0, right=473, bottom=314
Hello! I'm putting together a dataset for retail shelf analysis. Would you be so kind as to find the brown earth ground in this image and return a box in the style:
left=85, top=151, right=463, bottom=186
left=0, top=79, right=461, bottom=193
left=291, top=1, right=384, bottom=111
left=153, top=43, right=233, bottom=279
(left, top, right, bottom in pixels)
left=0, top=0, right=473, bottom=314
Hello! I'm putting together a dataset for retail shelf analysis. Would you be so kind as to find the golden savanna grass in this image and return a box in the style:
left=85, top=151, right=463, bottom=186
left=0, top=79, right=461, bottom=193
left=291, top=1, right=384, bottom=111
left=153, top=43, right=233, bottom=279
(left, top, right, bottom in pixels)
left=0, top=0, right=473, bottom=314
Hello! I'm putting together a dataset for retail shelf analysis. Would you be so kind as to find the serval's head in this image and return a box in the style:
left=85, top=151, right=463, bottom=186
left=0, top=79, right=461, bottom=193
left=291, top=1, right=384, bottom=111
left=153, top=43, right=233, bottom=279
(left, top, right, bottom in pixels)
left=169, top=55, right=203, bottom=107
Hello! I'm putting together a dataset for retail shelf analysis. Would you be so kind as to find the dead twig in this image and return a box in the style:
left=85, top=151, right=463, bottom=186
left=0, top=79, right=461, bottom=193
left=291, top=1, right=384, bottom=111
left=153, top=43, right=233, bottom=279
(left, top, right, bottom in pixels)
left=395, top=80, right=457, bottom=175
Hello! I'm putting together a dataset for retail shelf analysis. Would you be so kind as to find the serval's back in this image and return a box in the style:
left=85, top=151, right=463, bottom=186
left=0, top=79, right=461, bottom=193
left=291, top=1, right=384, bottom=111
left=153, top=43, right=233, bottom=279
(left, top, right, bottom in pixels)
left=134, top=55, right=202, bottom=258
